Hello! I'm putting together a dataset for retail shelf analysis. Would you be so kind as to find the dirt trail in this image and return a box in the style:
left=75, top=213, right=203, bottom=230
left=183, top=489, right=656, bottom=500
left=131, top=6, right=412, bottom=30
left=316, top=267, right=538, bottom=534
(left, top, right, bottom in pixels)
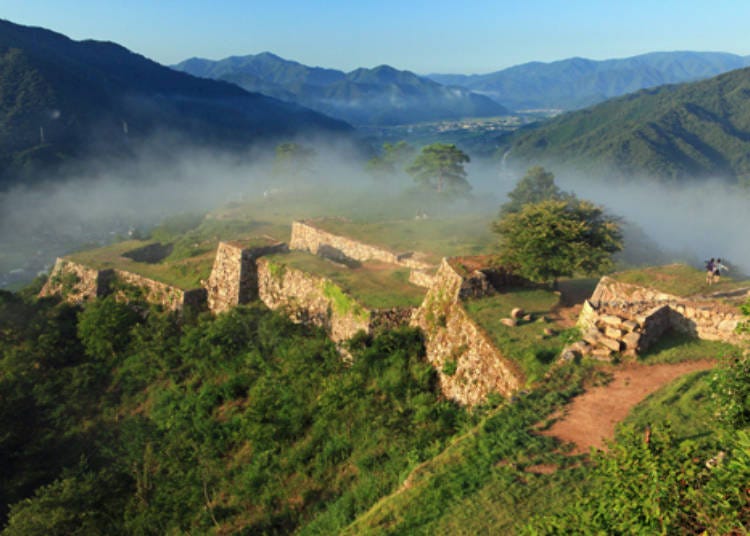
left=541, top=360, right=716, bottom=455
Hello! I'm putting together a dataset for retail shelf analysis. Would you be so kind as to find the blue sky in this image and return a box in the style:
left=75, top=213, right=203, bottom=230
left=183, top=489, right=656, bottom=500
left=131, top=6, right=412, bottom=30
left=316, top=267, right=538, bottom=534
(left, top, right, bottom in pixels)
left=4, top=0, right=750, bottom=74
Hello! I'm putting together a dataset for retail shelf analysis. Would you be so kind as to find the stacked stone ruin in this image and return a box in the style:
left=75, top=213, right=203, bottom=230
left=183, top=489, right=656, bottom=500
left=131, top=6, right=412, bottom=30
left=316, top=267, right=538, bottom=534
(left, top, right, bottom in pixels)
left=563, top=276, right=748, bottom=361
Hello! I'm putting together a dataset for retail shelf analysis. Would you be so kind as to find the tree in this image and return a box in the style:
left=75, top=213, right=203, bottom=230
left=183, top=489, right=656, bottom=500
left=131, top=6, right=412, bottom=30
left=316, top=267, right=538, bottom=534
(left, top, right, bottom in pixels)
left=493, top=199, right=622, bottom=284
left=365, top=141, right=415, bottom=178
left=499, top=165, right=572, bottom=216
left=407, top=143, right=470, bottom=194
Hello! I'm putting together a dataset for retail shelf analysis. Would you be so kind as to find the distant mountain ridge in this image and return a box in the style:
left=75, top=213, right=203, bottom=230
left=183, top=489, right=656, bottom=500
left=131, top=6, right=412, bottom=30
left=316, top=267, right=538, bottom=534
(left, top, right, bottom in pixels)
left=0, top=20, right=350, bottom=187
left=429, top=51, right=750, bottom=111
left=503, top=65, right=750, bottom=181
left=173, top=53, right=508, bottom=125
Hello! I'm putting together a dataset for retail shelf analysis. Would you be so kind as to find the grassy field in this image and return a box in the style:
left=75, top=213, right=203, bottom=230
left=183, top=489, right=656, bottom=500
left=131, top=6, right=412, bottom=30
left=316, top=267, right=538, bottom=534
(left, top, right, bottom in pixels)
left=611, top=263, right=750, bottom=298
left=267, top=251, right=426, bottom=309
left=463, top=287, right=570, bottom=384
left=312, top=215, right=497, bottom=265
left=637, top=330, right=741, bottom=365
left=621, top=369, right=718, bottom=444
left=68, top=240, right=215, bottom=289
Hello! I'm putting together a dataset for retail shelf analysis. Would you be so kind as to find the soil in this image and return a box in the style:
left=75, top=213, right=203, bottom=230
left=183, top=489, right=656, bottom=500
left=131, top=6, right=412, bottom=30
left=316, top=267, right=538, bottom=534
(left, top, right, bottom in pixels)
left=541, top=359, right=716, bottom=455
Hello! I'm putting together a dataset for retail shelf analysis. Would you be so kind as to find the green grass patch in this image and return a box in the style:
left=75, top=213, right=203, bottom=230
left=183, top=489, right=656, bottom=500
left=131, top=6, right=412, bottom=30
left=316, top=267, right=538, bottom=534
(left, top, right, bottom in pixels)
left=621, top=369, right=718, bottom=444
left=268, top=251, right=426, bottom=309
left=337, top=363, right=600, bottom=535
left=463, top=288, right=566, bottom=384
left=68, top=240, right=214, bottom=289
left=611, top=263, right=750, bottom=298
left=637, top=329, right=742, bottom=364
left=312, top=215, right=496, bottom=265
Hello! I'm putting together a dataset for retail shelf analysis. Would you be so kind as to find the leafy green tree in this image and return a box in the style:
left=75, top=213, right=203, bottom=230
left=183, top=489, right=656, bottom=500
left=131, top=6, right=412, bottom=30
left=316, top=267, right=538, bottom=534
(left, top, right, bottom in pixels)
left=493, top=199, right=622, bottom=284
left=365, top=141, right=415, bottom=177
left=77, top=296, right=140, bottom=361
left=407, top=143, right=470, bottom=194
left=499, top=165, right=572, bottom=216
left=273, top=142, right=316, bottom=178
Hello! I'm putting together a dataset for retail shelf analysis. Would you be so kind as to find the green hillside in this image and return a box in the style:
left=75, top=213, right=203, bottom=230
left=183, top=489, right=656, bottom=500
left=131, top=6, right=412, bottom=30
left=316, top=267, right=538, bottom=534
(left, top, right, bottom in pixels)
left=0, top=20, right=350, bottom=188
left=505, top=65, right=750, bottom=182
left=430, top=51, right=750, bottom=111
left=174, top=54, right=508, bottom=126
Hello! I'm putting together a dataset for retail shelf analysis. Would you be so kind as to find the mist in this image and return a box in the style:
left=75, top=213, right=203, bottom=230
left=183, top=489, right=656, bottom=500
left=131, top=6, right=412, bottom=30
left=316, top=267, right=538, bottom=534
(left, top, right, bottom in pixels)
left=3, top=135, right=749, bottom=289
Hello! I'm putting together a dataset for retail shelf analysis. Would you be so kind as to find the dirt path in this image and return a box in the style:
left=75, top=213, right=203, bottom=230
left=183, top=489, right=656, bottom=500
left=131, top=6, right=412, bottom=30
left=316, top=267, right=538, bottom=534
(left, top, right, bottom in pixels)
left=541, top=360, right=716, bottom=455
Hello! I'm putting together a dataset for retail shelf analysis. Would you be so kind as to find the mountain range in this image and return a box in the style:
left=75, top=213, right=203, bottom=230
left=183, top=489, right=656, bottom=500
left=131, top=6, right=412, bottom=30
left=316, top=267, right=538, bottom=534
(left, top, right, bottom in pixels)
left=429, top=51, right=750, bottom=111
left=502, top=64, right=750, bottom=182
left=0, top=19, right=349, bottom=188
left=173, top=52, right=508, bottom=126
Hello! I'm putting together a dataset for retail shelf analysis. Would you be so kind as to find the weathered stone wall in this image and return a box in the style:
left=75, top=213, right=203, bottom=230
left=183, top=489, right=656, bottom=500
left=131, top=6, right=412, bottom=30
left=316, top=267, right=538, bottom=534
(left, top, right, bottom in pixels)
left=569, top=276, right=748, bottom=360
left=205, top=241, right=287, bottom=314
left=257, top=257, right=372, bottom=345
left=40, top=258, right=113, bottom=304
left=290, top=220, right=434, bottom=271
left=412, top=258, right=523, bottom=405
left=41, top=258, right=206, bottom=312
left=408, top=269, right=436, bottom=288
left=113, top=270, right=206, bottom=312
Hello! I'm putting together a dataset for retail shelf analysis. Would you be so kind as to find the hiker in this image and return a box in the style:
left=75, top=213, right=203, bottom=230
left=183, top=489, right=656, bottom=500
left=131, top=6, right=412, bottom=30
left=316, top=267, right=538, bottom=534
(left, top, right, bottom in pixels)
left=706, top=258, right=715, bottom=285
left=713, top=258, right=729, bottom=284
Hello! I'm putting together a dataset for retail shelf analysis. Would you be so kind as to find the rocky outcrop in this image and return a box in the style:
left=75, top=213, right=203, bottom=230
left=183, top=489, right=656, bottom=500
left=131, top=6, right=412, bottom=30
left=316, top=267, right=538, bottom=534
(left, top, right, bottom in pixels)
left=256, top=257, right=414, bottom=350
left=290, top=220, right=434, bottom=271
left=205, top=240, right=288, bottom=314
left=567, top=276, right=748, bottom=360
left=412, top=258, right=523, bottom=406
left=40, top=258, right=114, bottom=303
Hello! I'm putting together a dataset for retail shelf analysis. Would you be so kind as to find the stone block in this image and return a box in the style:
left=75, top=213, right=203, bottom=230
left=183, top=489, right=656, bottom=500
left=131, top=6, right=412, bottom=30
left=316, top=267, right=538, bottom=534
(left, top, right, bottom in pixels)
left=622, top=320, right=639, bottom=332
left=583, top=329, right=601, bottom=345
left=591, top=347, right=613, bottom=360
left=622, top=331, right=641, bottom=350
left=599, top=315, right=624, bottom=328
left=604, top=327, right=623, bottom=339
left=501, top=318, right=517, bottom=327
left=718, top=319, right=738, bottom=333
left=511, top=307, right=525, bottom=319
left=599, top=336, right=622, bottom=352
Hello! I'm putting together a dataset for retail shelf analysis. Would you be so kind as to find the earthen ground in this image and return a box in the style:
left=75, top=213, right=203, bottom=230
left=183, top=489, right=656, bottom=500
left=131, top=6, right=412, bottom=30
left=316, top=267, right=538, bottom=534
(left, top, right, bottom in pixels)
left=541, top=359, right=716, bottom=455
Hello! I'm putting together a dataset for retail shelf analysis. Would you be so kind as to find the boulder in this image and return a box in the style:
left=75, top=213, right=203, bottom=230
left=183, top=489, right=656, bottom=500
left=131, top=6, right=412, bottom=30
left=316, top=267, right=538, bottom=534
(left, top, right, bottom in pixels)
left=501, top=317, right=517, bottom=327
left=511, top=307, right=525, bottom=319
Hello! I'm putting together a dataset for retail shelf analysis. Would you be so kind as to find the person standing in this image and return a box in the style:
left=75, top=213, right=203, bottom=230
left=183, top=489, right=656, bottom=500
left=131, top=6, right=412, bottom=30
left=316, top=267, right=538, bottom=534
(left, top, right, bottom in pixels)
left=706, top=258, right=715, bottom=285
left=713, top=258, right=729, bottom=284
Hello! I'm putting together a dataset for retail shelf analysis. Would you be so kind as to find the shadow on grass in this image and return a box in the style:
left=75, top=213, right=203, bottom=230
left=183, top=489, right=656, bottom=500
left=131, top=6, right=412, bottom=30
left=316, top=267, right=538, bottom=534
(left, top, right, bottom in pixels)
left=638, top=329, right=741, bottom=364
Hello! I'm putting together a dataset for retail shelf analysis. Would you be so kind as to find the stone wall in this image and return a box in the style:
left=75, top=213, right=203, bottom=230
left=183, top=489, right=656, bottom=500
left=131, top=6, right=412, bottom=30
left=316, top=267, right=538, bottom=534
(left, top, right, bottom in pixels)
left=40, top=258, right=206, bottom=312
left=205, top=241, right=287, bottom=314
left=568, top=276, right=747, bottom=360
left=257, top=257, right=416, bottom=350
left=290, top=220, right=434, bottom=271
left=112, top=270, right=206, bottom=312
left=40, top=258, right=113, bottom=304
left=408, top=269, right=436, bottom=288
left=412, top=258, right=523, bottom=406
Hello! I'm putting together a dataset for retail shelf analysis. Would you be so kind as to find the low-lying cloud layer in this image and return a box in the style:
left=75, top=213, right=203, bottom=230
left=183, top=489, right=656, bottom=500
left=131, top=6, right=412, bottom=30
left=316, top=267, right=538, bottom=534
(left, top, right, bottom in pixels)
left=1, top=139, right=748, bottom=289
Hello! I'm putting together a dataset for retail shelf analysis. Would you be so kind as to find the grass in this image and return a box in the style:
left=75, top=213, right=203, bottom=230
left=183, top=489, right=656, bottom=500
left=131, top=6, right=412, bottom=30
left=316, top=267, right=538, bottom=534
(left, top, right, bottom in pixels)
left=311, top=214, right=497, bottom=265
left=636, top=329, right=741, bottom=365
left=335, top=364, right=599, bottom=535
left=266, top=251, right=426, bottom=309
left=69, top=241, right=215, bottom=289
left=463, top=287, right=567, bottom=384
left=611, top=263, right=750, bottom=298
left=620, top=369, right=719, bottom=444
